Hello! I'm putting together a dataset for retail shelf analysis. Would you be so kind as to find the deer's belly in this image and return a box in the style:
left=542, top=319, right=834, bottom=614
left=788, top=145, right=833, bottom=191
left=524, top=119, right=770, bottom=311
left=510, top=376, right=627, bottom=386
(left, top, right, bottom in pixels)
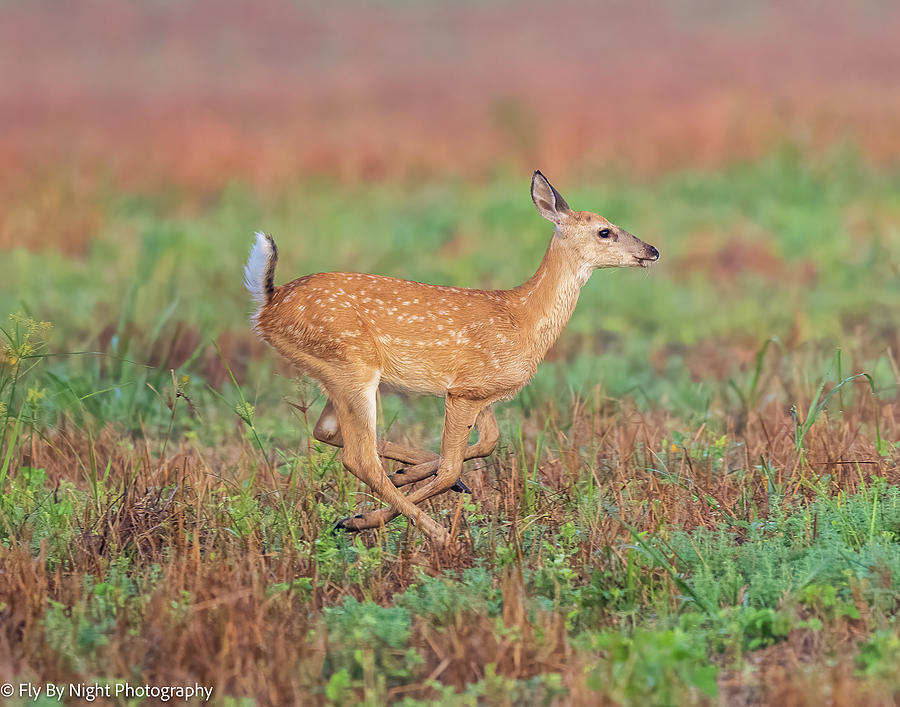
left=379, top=343, right=534, bottom=400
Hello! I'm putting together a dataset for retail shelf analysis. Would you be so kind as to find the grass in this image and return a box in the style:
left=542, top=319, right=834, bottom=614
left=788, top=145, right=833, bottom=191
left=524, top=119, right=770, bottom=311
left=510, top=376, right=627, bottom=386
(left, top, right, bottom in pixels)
left=2, top=147, right=900, bottom=704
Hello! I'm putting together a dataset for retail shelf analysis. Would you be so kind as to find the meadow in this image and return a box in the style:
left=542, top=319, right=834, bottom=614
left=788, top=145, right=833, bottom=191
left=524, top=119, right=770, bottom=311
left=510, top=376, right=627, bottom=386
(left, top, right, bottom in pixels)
left=1, top=146, right=900, bottom=705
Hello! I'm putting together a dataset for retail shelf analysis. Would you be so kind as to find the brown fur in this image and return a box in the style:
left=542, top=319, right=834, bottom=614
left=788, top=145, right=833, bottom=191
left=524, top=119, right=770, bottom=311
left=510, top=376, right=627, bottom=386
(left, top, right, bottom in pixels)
left=249, top=171, right=658, bottom=549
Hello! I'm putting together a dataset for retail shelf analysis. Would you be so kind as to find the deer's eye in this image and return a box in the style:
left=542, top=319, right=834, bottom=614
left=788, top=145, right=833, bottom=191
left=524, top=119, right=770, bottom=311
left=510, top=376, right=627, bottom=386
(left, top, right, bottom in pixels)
left=598, top=228, right=610, bottom=239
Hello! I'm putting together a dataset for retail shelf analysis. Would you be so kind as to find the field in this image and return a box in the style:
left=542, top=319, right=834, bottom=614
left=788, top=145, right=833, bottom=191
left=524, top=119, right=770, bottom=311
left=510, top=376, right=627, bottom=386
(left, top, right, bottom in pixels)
left=3, top=2, right=900, bottom=706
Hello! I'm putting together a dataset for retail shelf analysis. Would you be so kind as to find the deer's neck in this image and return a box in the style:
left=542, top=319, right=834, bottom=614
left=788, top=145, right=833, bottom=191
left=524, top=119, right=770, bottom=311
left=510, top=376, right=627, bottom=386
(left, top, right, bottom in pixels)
left=511, top=239, right=589, bottom=359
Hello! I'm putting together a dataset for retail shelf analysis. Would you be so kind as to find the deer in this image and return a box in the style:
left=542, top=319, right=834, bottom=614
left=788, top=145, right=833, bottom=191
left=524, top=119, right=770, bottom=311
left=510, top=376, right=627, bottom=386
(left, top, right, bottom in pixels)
left=244, top=171, right=659, bottom=549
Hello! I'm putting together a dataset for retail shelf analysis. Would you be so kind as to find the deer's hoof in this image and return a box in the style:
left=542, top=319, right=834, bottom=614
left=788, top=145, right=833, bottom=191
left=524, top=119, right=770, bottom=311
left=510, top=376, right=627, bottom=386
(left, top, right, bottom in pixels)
left=450, top=479, right=472, bottom=494
left=332, top=514, right=364, bottom=534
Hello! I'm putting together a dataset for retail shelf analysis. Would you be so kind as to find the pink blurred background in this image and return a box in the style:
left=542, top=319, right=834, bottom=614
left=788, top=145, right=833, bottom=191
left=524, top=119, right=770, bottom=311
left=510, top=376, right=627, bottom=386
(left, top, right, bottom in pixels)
left=2, top=0, right=899, bottom=194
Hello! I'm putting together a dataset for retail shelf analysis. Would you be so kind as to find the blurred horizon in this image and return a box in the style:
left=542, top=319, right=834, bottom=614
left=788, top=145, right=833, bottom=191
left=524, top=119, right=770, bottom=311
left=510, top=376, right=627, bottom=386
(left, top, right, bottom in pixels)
left=2, top=0, right=899, bottom=349
left=2, top=0, right=900, bottom=201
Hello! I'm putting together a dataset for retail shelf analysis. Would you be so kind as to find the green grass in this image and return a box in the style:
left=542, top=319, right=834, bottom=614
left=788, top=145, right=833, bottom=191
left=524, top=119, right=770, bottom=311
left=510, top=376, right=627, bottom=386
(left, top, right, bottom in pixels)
left=4, top=148, right=900, bottom=440
left=5, top=147, right=900, bottom=346
left=2, top=147, right=900, bottom=704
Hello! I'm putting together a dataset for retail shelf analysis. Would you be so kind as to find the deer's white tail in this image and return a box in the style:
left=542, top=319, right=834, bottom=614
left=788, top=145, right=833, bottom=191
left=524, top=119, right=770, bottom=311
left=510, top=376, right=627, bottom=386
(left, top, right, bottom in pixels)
left=244, top=231, right=279, bottom=307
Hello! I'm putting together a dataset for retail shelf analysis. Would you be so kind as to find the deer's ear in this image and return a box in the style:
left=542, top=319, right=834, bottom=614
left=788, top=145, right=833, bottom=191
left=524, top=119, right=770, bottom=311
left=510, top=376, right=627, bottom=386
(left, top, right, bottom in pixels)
left=531, top=171, right=572, bottom=225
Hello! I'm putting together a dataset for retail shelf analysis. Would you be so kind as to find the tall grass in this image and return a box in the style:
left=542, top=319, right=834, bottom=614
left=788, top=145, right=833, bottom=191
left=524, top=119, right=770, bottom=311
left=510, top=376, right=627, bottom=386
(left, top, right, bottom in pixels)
left=2, top=150, right=900, bottom=703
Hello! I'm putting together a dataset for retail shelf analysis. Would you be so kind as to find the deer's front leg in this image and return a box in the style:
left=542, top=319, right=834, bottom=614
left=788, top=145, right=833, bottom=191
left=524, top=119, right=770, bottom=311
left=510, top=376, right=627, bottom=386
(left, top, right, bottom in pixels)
left=336, top=396, right=485, bottom=534
left=331, top=379, right=451, bottom=547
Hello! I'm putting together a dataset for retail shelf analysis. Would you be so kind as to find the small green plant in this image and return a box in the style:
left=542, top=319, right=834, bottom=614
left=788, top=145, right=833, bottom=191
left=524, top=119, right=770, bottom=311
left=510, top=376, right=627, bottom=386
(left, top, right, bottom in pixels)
left=1, top=314, right=53, bottom=488
left=321, top=597, right=423, bottom=704
left=855, top=630, right=900, bottom=683
left=583, top=627, right=718, bottom=704
left=728, top=337, right=778, bottom=412
left=792, top=350, right=883, bottom=456
left=0, top=466, right=76, bottom=560
left=798, top=583, right=861, bottom=623
left=43, top=568, right=138, bottom=674
left=738, top=607, right=792, bottom=650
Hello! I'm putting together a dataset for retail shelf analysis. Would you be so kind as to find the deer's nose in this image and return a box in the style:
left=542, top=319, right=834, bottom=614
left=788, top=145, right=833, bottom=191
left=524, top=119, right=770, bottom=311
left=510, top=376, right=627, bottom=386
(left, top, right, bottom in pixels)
left=647, top=246, right=660, bottom=261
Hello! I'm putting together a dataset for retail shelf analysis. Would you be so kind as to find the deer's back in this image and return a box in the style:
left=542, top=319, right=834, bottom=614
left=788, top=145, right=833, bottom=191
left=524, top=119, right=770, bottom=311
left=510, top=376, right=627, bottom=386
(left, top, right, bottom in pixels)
left=255, top=272, right=534, bottom=397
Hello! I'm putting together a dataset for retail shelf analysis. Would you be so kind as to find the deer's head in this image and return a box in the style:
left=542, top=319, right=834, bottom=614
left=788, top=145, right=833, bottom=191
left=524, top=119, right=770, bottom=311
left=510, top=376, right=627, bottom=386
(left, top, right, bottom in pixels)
left=531, top=171, right=659, bottom=274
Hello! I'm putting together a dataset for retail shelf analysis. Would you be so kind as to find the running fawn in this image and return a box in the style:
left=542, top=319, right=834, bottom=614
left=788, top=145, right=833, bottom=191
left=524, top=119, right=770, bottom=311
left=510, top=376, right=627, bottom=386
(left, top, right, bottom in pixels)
left=244, top=171, right=659, bottom=548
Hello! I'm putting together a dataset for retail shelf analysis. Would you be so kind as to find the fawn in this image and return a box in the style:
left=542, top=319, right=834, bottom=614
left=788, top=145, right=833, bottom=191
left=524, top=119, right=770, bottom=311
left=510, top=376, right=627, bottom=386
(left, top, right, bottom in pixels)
left=244, top=171, right=659, bottom=549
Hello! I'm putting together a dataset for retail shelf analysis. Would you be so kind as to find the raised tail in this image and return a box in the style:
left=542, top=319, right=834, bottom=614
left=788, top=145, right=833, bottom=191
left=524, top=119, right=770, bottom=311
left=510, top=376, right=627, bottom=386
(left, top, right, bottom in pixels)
left=244, top=231, right=278, bottom=306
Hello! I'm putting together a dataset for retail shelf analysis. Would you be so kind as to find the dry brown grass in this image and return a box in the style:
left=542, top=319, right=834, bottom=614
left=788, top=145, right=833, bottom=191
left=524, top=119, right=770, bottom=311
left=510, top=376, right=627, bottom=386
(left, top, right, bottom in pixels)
left=1, top=357, right=898, bottom=703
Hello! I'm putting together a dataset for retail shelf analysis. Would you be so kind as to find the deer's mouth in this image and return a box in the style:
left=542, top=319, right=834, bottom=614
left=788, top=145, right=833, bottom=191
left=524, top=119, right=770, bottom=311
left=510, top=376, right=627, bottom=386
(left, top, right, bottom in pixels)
left=633, top=246, right=660, bottom=268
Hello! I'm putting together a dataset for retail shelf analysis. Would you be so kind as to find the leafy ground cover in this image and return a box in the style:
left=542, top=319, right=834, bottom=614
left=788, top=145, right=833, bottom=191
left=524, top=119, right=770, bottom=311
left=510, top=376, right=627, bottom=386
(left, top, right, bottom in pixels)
left=2, top=150, right=900, bottom=704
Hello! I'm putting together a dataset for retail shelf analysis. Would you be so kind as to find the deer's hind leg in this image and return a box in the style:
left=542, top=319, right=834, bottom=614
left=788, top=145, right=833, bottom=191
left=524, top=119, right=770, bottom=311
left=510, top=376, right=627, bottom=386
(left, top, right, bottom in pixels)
left=315, top=398, right=429, bottom=462
left=329, top=373, right=450, bottom=547
left=313, top=398, right=344, bottom=446
left=337, top=395, right=487, bottom=534
left=313, top=397, right=485, bottom=492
